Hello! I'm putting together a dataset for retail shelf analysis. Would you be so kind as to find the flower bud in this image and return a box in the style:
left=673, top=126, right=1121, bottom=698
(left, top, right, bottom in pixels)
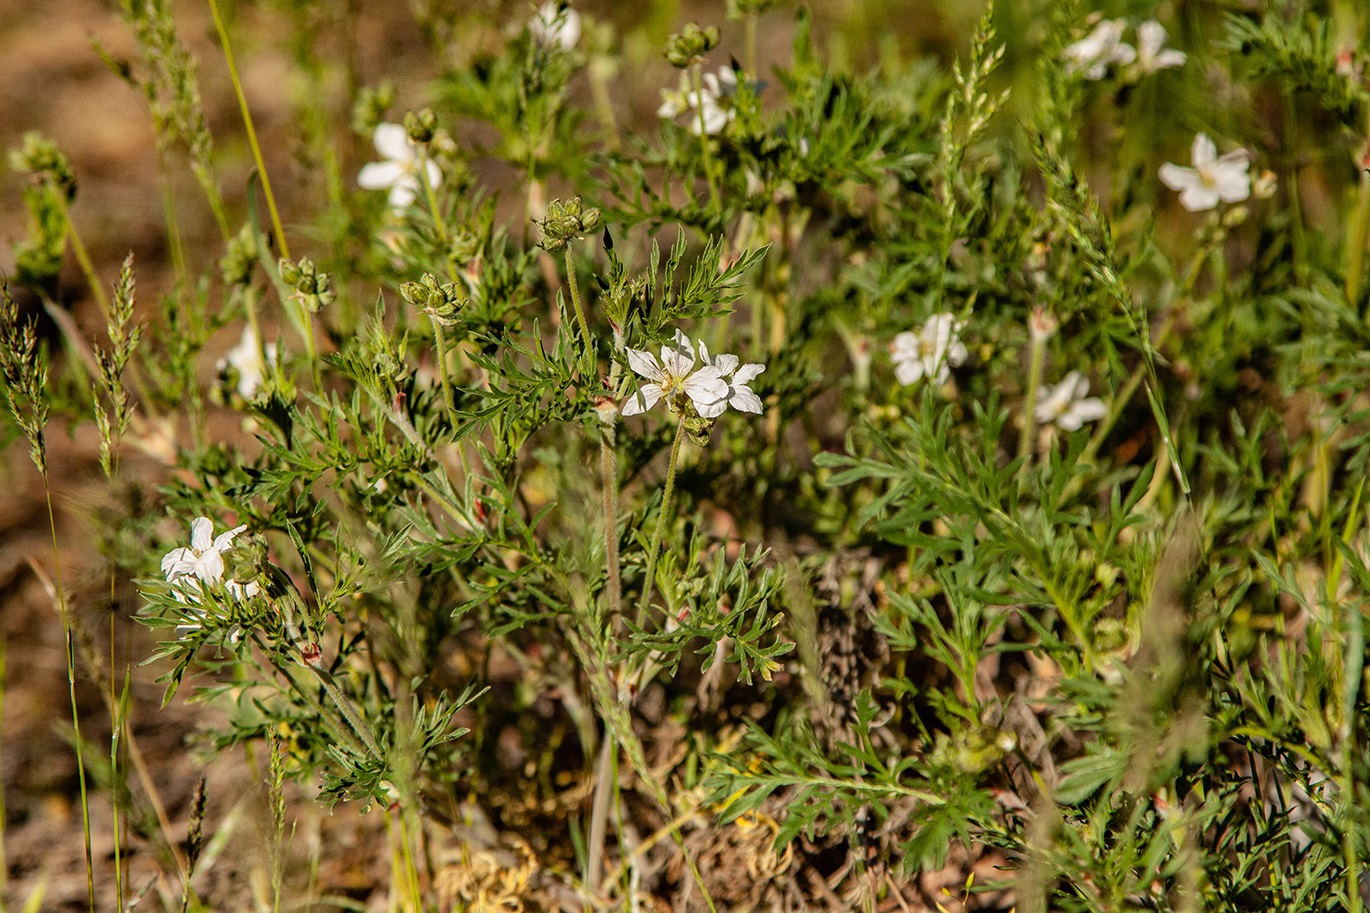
left=665, top=23, right=720, bottom=68
left=403, top=108, right=438, bottom=144
left=1028, top=306, right=1058, bottom=343
left=537, top=196, right=601, bottom=251
left=351, top=82, right=395, bottom=136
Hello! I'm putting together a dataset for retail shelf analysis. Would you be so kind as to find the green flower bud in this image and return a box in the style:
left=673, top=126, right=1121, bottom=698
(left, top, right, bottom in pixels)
left=403, top=108, right=438, bottom=144
left=220, top=226, right=258, bottom=287
left=351, top=82, right=395, bottom=136
left=9, top=131, right=76, bottom=200
left=280, top=257, right=335, bottom=313
left=400, top=272, right=466, bottom=326
left=537, top=196, right=601, bottom=251
left=665, top=24, right=720, bottom=68
left=449, top=230, right=483, bottom=266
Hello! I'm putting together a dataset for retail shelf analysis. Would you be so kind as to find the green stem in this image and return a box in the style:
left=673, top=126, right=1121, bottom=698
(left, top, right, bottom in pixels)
left=209, top=0, right=290, bottom=261
left=1018, top=329, right=1045, bottom=468
left=564, top=246, right=594, bottom=375
left=53, top=193, right=111, bottom=322
left=600, top=430, right=622, bottom=623
left=636, top=420, right=686, bottom=624
left=44, top=480, right=95, bottom=913
left=691, top=64, right=721, bottom=208
left=431, top=317, right=458, bottom=427
left=1348, top=166, right=1370, bottom=307
left=308, top=660, right=384, bottom=759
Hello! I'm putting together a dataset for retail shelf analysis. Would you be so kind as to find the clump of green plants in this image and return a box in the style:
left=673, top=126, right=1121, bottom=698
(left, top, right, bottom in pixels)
left=4, top=0, right=1370, bottom=910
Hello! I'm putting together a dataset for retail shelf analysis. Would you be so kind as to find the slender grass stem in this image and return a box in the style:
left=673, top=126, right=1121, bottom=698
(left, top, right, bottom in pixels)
left=42, top=480, right=95, bottom=913
left=0, top=639, right=8, bottom=907
left=52, top=193, right=111, bottom=322
left=209, top=0, right=290, bottom=261
left=636, top=420, right=686, bottom=624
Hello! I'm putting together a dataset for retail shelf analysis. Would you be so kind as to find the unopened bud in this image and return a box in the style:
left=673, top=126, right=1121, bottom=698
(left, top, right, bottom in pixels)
left=1028, top=307, right=1057, bottom=343
left=403, top=108, right=437, bottom=144
left=665, top=23, right=719, bottom=67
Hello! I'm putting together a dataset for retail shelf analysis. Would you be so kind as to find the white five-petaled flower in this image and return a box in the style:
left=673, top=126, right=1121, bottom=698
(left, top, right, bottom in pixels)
left=1158, top=133, right=1251, bottom=212
left=1134, top=21, right=1186, bottom=74
left=218, top=326, right=278, bottom=399
left=696, top=341, right=765, bottom=417
left=658, top=66, right=740, bottom=136
left=622, top=329, right=728, bottom=416
left=891, top=313, right=968, bottom=386
left=530, top=1, right=580, bottom=50
left=161, top=517, right=260, bottom=601
left=357, top=123, right=442, bottom=210
left=1034, top=371, right=1108, bottom=432
left=1062, top=19, right=1135, bottom=80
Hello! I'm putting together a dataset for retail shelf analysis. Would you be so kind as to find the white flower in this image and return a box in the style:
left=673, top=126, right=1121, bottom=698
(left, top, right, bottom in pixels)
left=696, top=341, right=765, bottom=417
left=161, top=517, right=260, bottom=601
left=622, top=329, right=728, bottom=416
left=357, top=123, right=442, bottom=210
left=659, top=66, right=740, bottom=136
left=217, top=326, right=277, bottom=399
left=891, top=313, right=967, bottom=386
left=530, top=2, right=580, bottom=50
left=1034, top=371, right=1108, bottom=431
left=1062, top=19, right=1135, bottom=80
left=1134, top=21, right=1186, bottom=73
left=1158, top=133, right=1251, bottom=212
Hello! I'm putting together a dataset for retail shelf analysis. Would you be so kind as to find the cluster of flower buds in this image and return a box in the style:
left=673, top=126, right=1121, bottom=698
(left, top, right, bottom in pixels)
left=9, top=131, right=76, bottom=200
left=537, top=196, right=602, bottom=251
left=400, top=272, right=468, bottom=326
left=403, top=107, right=438, bottom=144
left=665, top=23, right=720, bottom=68
left=279, top=257, right=336, bottom=313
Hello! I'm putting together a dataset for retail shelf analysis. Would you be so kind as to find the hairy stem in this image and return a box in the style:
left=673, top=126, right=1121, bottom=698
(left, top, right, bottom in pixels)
left=564, top=246, right=594, bottom=376
left=636, top=420, right=686, bottom=624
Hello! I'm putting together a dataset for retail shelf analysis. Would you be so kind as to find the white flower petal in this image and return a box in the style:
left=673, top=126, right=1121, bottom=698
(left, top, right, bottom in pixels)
left=373, top=123, right=414, bottom=162
left=729, top=387, right=763, bottom=414
left=1111, top=42, right=1136, bottom=66
left=422, top=159, right=442, bottom=191
left=1190, top=133, right=1217, bottom=169
left=625, top=347, right=664, bottom=381
left=1137, top=21, right=1166, bottom=57
left=190, top=517, right=213, bottom=552
left=194, top=549, right=225, bottom=583
left=1178, top=183, right=1220, bottom=212
left=684, top=369, right=728, bottom=406
left=211, top=524, right=247, bottom=554
left=1213, top=163, right=1252, bottom=203
left=658, top=94, right=684, bottom=119
left=895, top=359, right=925, bottom=386
left=387, top=178, right=421, bottom=209
left=661, top=332, right=697, bottom=376
left=732, top=363, right=765, bottom=385
left=358, top=160, right=408, bottom=191
left=1157, top=162, right=1197, bottom=193
left=162, top=547, right=197, bottom=579
left=1153, top=48, right=1186, bottom=70
left=622, top=384, right=662, bottom=416
left=696, top=397, right=728, bottom=419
